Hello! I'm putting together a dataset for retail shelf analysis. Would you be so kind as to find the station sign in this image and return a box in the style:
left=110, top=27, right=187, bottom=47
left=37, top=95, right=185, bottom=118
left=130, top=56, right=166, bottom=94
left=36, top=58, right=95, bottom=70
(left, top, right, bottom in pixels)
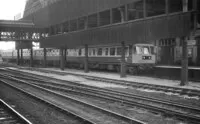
left=187, top=40, right=196, bottom=46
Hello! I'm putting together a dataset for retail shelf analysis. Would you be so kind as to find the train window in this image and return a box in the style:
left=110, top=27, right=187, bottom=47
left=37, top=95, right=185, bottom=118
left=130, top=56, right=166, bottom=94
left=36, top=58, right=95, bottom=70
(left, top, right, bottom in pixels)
left=97, top=48, right=102, bottom=56
left=88, top=14, right=98, bottom=28
left=127, top=0, right=144, bottom=21
left=146, top=0, right=165, bottom=17
left=78, top=49, right=82, bottom=56
left=136, top=46, right=150, bottom=55
left=150, top=46, right=155, bottom=54
left=105, top=48, right=109, bottom=56
left=78, top=17, right=87, bottom=30
left=63, top=21, right=69, bottom=33
left=112, top=6, right=126, bottom=23
left=136, top=46, right=143, bottom=54
left=89, top=48, right=92, bottom=56
left=110, top=47, right=116, bottom=56
left=116, top=47, right=122, bottom=56
left=188, top=48, right=193, bottom=57
left=168, top=0, right=183, bottom=13
left=125, top=47, right=129, bottom=56
left=133, top=46, right=136, bottom=54
left=81, top=49, right=85, bottom=56
left=69, top=19, right=77, bottom=31
left=143, top=46, right=150, bottom=54
left=188, top=0, right=194, bottom=11
left=99, top=10, right=111, bottom=26
left=92, top=49, right=96, bottom=56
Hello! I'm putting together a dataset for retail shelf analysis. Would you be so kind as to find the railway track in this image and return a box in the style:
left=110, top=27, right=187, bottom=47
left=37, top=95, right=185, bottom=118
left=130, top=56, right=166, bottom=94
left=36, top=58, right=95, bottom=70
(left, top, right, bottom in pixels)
left=0, top=99, right=32, bottom=124
left=5, top=67, right=200, bottom=98
left=0, top=73, right=145, bottom=124
left=1, top=71, right=200, bottom=123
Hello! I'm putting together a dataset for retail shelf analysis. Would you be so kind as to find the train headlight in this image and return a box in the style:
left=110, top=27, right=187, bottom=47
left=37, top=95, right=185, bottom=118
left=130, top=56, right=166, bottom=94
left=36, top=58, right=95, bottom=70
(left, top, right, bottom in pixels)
left=142, top=56, right=151, bottom=60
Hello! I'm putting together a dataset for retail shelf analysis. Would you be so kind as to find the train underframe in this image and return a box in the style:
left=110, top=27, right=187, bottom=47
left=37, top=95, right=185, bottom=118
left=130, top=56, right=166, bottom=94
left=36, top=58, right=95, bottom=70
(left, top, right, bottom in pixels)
left=2, top=58, right=154, bottom=75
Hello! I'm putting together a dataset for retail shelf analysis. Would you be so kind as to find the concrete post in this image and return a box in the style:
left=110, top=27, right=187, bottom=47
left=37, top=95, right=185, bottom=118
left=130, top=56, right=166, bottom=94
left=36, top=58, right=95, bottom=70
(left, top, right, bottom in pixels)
left=43, top=48, right=47, bottom=68
left=84, top=44, right=89, bottom=73
left=60, top=48, right=64, bottom=70
left=17, top=49, right=20, bottom=65
left=30, top=48, right=33, bottom=67
left=120, top=41, right=126, bottom=78
left=180, top=37, right=189, bottom=86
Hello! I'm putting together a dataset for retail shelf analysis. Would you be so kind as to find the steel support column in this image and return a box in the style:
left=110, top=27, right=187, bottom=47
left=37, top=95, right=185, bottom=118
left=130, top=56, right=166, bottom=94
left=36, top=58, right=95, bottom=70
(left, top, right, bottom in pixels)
left=17, top=49, right=20, bottom=65
left=64, top=48, right=67, bottom=68
left=30, top=47, right=33, bottom=67
left=120, top=41, right=126, bottom=78
left=165, top=0, right=169, bottom=14
left=60, top=48, right=64, bottom=70
left=20, top=49, right=23, bottom=65
left=84, top=44, right=89, bottom=73
left=180, top=37, right=188, bottom=86
left=43, top=48, right=47, bottom=68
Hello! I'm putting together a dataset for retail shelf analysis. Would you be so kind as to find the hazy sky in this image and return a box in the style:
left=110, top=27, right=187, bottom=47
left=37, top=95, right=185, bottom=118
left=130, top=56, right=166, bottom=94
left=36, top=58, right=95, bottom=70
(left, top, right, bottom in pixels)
left=0, top=0, right=26, bottom=20
left=0, top=0, right=26, bottom=50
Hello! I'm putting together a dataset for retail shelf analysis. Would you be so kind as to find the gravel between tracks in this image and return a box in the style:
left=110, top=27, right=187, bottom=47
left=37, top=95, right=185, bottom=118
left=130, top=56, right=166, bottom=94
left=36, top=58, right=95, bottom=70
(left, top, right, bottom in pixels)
left=8, top=67, right=200, bottom=108
left=1, top=79, right=135, bottom=124
left=0, top=81, right=86, bottom=124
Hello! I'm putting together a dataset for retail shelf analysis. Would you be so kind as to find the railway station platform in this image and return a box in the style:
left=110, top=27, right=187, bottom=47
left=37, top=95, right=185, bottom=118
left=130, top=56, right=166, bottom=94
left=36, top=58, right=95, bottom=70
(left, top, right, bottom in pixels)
left=7, top=65, right=200, bottom=91
left=154, top=65, right=200, bottom=81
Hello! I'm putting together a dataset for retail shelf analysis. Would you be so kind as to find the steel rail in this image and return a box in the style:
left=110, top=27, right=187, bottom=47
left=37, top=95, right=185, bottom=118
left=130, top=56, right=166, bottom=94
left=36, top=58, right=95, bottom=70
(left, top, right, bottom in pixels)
left=0, top=74, right=146, bottom=124
left=4, top=67, right=200, bottom=97
left=0, top=99, right=32, bottom=124
left=4, top=70, right=200, bottom=113
left=29, top=80, right=200, bottom=124
left=0, top=79, right=98, bottom=124
left=1, top=72, right=200, bottom=123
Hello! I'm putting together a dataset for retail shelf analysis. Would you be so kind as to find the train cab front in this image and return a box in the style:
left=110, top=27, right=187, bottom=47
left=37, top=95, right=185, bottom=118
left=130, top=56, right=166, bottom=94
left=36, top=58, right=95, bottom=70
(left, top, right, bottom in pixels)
left=132, top=44, right=156, bottom=64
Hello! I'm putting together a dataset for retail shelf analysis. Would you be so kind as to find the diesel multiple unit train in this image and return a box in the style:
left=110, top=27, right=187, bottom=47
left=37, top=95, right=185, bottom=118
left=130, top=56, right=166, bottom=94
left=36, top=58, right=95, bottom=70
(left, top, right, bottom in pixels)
left=1, top=43, right=155, bottom=74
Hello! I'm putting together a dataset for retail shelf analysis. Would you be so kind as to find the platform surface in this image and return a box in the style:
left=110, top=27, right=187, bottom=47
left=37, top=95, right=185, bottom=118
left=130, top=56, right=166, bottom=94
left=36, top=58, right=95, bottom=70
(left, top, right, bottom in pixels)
left=7, top=66, right=200, bottom=91
left=155, top=65, right=200, bottom=70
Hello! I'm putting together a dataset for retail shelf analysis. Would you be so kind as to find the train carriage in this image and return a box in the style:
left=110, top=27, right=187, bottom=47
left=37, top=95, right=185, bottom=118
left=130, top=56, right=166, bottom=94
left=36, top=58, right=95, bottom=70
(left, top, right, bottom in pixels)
left=1, top=43, right=156, bottom=74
